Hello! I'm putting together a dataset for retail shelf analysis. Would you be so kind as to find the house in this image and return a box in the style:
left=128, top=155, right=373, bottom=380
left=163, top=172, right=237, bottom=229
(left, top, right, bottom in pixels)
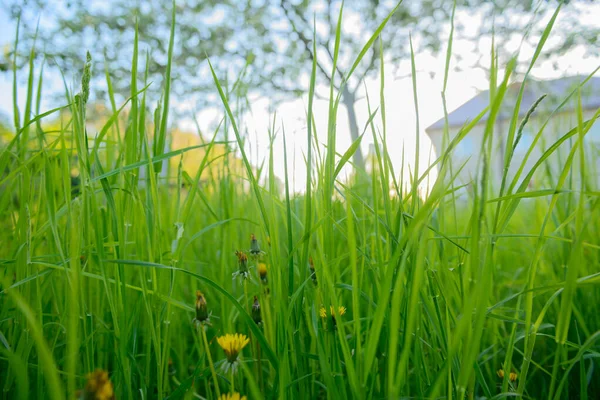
left=425, top=76, right=600, bottom=191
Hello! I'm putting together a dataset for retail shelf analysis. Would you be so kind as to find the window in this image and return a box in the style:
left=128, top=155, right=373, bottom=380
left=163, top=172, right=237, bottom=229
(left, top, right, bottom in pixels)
left=456, top=136, right=475, bottom=158
left=587, top=120, right=600, bottom=143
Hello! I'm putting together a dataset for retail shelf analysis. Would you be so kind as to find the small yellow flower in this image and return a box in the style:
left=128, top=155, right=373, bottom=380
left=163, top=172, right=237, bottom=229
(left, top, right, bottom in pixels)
left=80, top=369, right=114, bottom=400
left=217, top=333, right=250, bottom=372
left=497, top=369, right=517, bottom=382
left=320, top=305, right=346, bottom=318
left=335, top=306, right=347, bottom=317
left=219, top=393, right=247, bottom=400
left=320, top=305, right=347, bottom=330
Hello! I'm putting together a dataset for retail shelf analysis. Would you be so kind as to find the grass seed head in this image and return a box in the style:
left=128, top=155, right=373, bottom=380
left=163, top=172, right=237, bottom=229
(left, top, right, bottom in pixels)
left=81, top=51, right=92, bottom=105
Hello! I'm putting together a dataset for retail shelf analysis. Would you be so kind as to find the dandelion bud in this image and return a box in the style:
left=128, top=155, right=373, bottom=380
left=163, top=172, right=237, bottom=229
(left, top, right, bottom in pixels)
left=168, top=358, right=176, bottom=376
left=309, top=257, right=317, bottom=285
left=195, top=290, right=209, bottom=323
left=249, top=234, right=261, bottom=256
left=258, top=263, right=268, bottom=284
left=251, top=296, right=262, bottom=325
left=235, top=250, right=249, bottom=276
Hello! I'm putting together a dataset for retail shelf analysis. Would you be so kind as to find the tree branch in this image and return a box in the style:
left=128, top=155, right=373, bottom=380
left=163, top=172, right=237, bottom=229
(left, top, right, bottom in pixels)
left=351, top=46, right=380, bottom=93
left=279, top=0, right=335, bottom=87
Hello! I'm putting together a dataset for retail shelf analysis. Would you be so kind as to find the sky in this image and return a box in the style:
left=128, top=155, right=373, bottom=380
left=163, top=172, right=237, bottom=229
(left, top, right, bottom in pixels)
left=1, top=2, right=600, bottom=193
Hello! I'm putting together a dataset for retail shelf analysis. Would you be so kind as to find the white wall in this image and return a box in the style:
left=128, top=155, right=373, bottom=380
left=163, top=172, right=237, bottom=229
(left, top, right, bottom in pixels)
left=427, top=109, right=600, bottom=194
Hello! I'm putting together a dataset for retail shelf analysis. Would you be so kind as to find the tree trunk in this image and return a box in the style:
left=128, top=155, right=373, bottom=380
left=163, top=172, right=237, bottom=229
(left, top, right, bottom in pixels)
left=342, top=87, right=365, bottom=170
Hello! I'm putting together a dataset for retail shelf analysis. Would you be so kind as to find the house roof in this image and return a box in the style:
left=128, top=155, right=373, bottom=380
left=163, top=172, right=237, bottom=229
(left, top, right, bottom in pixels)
left=425, top=75, right=600, bottom=133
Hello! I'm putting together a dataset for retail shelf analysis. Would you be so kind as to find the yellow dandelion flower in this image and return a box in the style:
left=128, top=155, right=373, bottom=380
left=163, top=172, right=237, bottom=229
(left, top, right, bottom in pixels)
left=81, top=369, right=114, bottom=400
left=219, top=393, right=247, bottom=400
left=217, top=333, right=250, bottom=371
left=319, top=306, right=327, bottom=318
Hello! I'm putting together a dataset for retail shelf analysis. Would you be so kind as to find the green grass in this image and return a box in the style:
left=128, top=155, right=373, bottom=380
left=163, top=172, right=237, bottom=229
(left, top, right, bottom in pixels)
left=1, top=3, right=600, bottom=399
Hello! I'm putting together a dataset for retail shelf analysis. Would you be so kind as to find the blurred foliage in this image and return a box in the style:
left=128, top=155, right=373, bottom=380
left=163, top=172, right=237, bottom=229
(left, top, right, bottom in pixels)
left=2, top=0, right=598, bottom=167
left=0, top=100, right=241, bottom=188
left=0, top=113, right=13, bottom=145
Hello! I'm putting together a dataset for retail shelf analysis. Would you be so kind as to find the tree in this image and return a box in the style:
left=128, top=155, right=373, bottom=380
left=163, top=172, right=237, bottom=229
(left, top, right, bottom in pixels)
left=4, top=0, right=598, bottom=169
